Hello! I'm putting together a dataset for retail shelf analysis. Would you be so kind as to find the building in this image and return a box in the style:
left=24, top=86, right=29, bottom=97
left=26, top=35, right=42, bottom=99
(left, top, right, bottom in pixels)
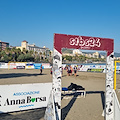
left=0, top=40, right=9, bottom=50
left=62, top=53, right=73, bottom=56
left=46, top=49, right=51, bottom=59
left=73, top=49, right=83, bottom=56
left=16, top=40, right=28, bottom=51
left=114, top=57, right=120, bottom=60
left=92, top=52, right=100, bottom=58
left=21, top=40, right=28, bottom=50
left=16, top=40, right=51, bottom=59
left=85, top=53, right=93, bottom=58
left=16, top=40, right=46, bottom=53
left=100, top=54, right=105, bottom=59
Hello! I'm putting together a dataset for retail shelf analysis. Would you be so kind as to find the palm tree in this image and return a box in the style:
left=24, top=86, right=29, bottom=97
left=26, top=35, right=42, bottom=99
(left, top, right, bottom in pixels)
left=49, top=51, right=52, bottom=63
left=43, top=52, right=46, bottom=59
left=29, top=50, right=34, bottom=55
left=9, top=47, right=16, bottom=62
left=0, top=51, right=5, bottom=61
left=34, top=51, right=38, bottom=61
left=39, top=52, right=42, bottom=61
left=23, top=48, right=28, bottom=54
left=5, top=47, right=10, bottom=55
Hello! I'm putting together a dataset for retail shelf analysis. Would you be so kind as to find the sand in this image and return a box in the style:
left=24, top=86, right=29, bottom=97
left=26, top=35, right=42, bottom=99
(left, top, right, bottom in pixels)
left=0, top=69, right=120, bottom=120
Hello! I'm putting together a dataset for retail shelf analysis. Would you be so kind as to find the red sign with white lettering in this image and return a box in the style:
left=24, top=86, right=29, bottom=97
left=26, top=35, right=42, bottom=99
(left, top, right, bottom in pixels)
left=54, top=33, right=114, bottom=56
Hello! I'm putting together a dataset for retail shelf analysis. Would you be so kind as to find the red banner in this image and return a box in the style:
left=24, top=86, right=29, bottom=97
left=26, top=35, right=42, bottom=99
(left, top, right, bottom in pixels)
left=54, top=33, right=114, bottom=56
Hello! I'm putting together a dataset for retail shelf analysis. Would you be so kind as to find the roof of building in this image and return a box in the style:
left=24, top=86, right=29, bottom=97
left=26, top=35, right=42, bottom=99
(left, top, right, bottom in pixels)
left=22, top=40, right=28, bottom=43
left=28, top=45, right=46, bottom=49
left=0, top=41, right=9, bottom=44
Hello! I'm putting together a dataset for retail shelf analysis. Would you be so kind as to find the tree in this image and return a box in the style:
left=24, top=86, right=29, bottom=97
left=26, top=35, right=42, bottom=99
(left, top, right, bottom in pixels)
left=22, top=48, right=28, bottom=54
left=5, top=47, right=10, bottom=55
left=1, top=54, right=9, bottom=62
left=43, top=52, right=46, bottom=59
left=39, top=52, right=42, bottom=61
left=22, top=53, right=34, bottom=62
left=17, top=54, right=25, bottom=62
left=65, top=55, right=72, bottom=61
left=35, top=56, right=40, bottom=62
left=29, top=50, right=34, bottom=54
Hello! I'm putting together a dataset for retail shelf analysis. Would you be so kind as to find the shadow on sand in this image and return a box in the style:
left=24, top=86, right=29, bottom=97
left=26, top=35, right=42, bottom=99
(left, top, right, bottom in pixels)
left=0, top=73, right=47, bottom=79
left=0, top=108, right=46, bottom=120
left=61, top=91, right=105, bottom=120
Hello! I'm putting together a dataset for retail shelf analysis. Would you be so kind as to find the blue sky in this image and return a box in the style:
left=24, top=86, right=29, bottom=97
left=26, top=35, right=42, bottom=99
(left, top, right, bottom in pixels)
left=0, top=0, right=120, bottom=53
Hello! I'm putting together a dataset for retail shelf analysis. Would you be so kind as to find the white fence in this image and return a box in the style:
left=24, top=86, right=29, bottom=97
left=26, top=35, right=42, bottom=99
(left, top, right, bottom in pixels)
left=113, top=90, right=120, bottom=120
left=1, top=62, right=120, bottom=73
left=0, top=62, right=51, bottom=69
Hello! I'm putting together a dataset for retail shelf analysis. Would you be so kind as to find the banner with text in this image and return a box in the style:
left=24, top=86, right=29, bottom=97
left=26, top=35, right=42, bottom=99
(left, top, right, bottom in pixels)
left=0, top=83, right=52, bottom=113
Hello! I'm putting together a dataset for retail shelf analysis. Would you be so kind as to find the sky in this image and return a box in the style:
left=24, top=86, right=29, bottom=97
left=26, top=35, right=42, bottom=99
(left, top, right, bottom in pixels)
left=0, top=0, right=120, bottom=53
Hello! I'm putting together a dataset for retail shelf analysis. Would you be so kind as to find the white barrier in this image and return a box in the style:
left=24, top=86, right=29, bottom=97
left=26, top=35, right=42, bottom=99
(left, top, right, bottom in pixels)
left=62, top=64, right=120, bottom=73
left=0, top=62, right=51, bottom=69
left=42, top=63, right=51, bottom=69
left=0, top=83, right=52, bottom=113
left=62, top=64, right=106, bottom=72
left=44, top=90, right=56, bottom=120
left=0, top=63, right=8, bottom=69
left=1, top=62, right=120, bottom=72
left=8, top=62, right=16, bottom=69
left=26, top=63, right=34, bottom=69
left=113, top=90, right=120, bottom=120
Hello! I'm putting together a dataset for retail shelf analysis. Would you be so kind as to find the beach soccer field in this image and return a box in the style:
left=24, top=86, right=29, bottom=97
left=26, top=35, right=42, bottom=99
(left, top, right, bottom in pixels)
left=0, top=69, right=120, bottom=120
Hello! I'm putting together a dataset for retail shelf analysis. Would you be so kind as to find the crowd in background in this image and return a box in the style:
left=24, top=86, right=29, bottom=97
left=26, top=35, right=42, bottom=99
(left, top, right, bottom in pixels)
left=50, top=65, right=78, bottom=77
left=65, top=65, right=78, bottom=77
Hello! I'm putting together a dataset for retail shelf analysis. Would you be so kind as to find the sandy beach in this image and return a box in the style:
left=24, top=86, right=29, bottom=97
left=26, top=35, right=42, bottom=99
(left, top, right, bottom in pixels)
left=0, top=69, right=120, bottom=120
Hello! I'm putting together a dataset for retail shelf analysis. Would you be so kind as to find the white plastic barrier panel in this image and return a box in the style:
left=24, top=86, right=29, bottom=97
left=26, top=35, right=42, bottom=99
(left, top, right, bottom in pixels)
left=16, top=63, right=26, bottom=69
left=113, top=90, right=120, bottom=120
left=0, top=83, right=52, bottom=113
left=42, top=63, right=51, bottom=68
left=0, top=63, right=8, bottom=69
left=77, top=65, right=106, bottom=72
left=78, top=65, right=90, bottom=71
left=9, top=63, right=16, bottom=69
left=26, top=63, right=34, bottom=69
left=62, top=64, right=66, bottom=69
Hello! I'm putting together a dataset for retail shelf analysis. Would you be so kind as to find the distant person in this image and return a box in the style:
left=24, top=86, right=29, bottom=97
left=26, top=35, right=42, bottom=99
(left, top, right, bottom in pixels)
left=67, top=65, right=71, bottom=76
left=50, top=66, right=53, bottom=76
left=40, top=64, right=43, bottom=74
left=70, top=65, right=73, bottom=76
left=62, top=66, right=63, bottom=76
left=74, top=65, right=78, bottom=77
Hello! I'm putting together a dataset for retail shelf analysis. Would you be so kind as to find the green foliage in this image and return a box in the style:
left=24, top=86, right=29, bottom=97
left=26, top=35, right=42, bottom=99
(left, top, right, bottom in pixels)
left=35, top=56, right=40, bottom=62
left=17, top=53, right=34, bottom=62
left=0, top=46, right=51, bottom=62
left=1, top=54, right=9, bottom=62
left=65, top=55, right=72, bottom=61
left=17, top=54, right=25, bottom=62
left=24, top=53, right=34, bottom=62
left=0, top=48, right=34, bottom=62
left=62, top=48, right=73, bottom=54
left=0, top=47, right=106, bottom=63
left=62, top=54, right=105, bottom=63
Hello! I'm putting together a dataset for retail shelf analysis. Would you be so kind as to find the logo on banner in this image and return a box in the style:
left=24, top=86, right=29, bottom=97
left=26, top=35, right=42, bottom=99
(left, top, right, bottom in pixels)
left=3, top=96, right=46, bottom=106
left=0, top=95, right=46, bottom=108
left=69, top=36, right=101, bottom=49
left=87, top=68, right=104, bottom=72
left=17, top=66, right=25, bottom=69
left=13, top=91, right=40, bottom=96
